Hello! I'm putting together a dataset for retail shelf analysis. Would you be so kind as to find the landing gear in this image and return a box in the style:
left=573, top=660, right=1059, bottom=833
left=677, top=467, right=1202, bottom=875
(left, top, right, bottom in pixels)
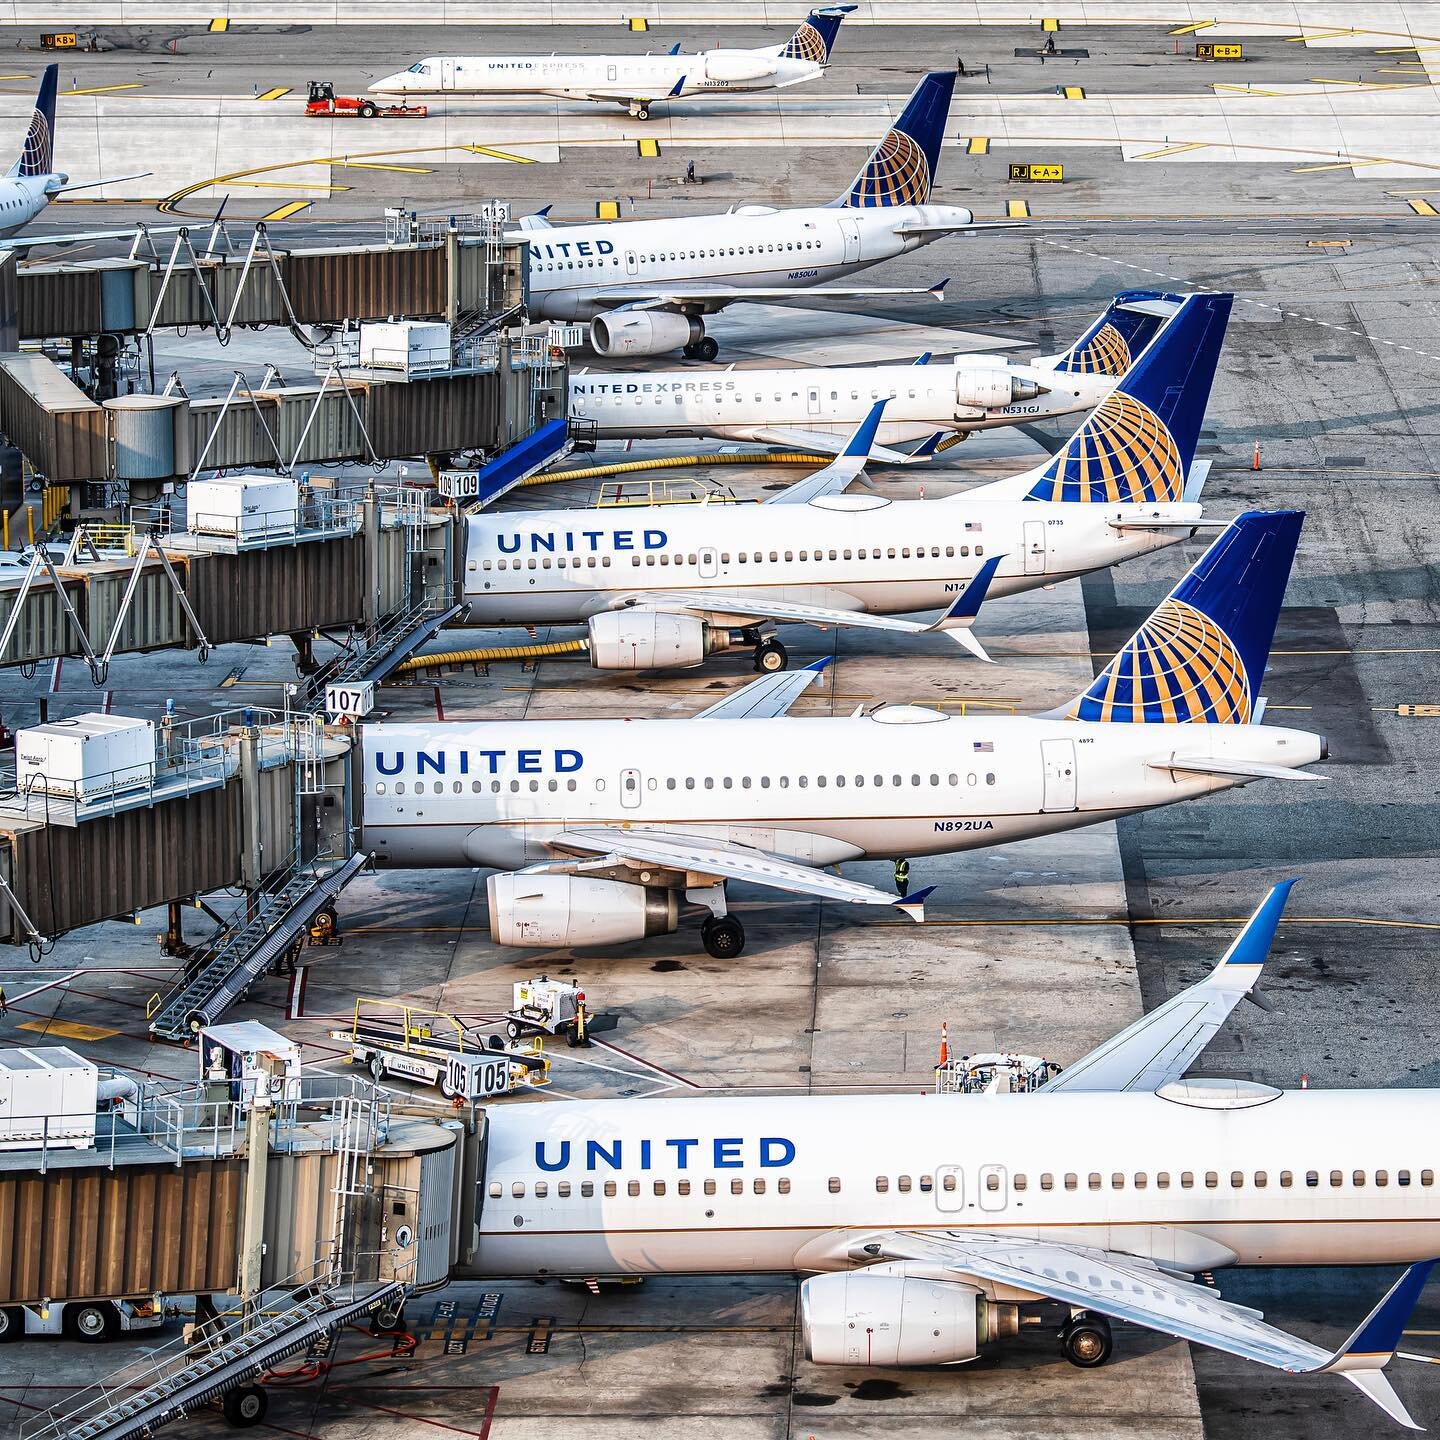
left=682, top=336, right=719, bottom=362
left=223, top=1386, right=269, bottom=1428
left=1060, top=1312, right=1113, bottom=1368
left=753, top=638, right=788, bottom=673
left=628, top=101, right=652, bottom=120
left=700, top=914, right=745, bottom=959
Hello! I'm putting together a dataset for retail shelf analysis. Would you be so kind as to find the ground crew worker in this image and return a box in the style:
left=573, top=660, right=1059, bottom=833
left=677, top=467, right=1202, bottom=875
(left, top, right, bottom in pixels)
left=956, top=55, right=966, bottom=76
left=0, top=986, right=7, bottom=1015
left=1044, top=33, right=1057, bottom=54
left=686, top=160, right=696, bottom=184
left=894, top=858, right=911, bottom=898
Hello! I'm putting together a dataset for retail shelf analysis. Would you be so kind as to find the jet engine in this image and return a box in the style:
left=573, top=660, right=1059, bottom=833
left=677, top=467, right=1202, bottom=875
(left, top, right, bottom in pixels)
left=703, top=51, right=780, bottom=83
left=588, top=611, right=721, bottom=670
left=954, top=362, right=1043, bottom=410
left=801, top=1267, right=1018, bottom=1366
left=487, top=874, right=679, bottom=948
left=591, top=310, right=704, bottom=357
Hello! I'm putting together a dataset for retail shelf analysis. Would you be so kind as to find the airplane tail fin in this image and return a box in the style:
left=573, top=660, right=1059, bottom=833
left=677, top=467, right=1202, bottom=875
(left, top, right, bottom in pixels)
left=837, top=70, right=954, bottom=208
left=1319, top=1260, right=1435, bottom=1429
left=12, top=63, right=57, bottom=179
left=963, top=291, right=1232, bottom=506
left=1036, top=290, right=1184, bottom=377
left=1060, top=508, right=1303, bottom=724
left=780, top=5, right=856, bottom=63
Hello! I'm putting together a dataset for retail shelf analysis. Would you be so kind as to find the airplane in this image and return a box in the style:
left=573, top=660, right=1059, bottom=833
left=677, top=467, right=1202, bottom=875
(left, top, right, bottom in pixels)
left=478, top=71, right=998, bottom=360
left=567, top=289, right=1179, bottom=459
left=464, top=290, right=1230, bottom=673
left=466, top=881, right=1438, bottom=1430
left=372, top=7, right=857, bottom=120
left=0, top=64, right=200, bottom=254
left=362, top=501, right=1326, bottom=959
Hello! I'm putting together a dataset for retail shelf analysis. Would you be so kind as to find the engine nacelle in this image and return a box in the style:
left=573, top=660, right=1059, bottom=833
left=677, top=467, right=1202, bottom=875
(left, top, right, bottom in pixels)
left=591, top=310, right=703, bottom=357
left=954, top=362, right=1043, bottom=410
left=487, top=874, right=679, bottom=948
left=802, top=1268, right=1015, bottom=1366
left=703, top=51, right=779, bottom=82
left=588, top=610, right=719, bottom=670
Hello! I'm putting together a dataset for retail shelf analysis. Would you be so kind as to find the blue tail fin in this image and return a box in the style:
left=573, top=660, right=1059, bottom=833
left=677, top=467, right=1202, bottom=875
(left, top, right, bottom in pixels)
left=780, top=6, right=855, bottom=63
left=839, top=71, right=954, bottom=208
left=1065, top=509, right=1303, bottom=724
left=13, top=64, right=57, bottom=179
left=1045, top=291, right=1183, bottom=377
left=1023, top=291, right=1232, bottom=504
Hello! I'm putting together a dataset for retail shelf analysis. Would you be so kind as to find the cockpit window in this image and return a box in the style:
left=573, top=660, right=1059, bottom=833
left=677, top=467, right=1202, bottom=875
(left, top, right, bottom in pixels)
left=408, top=62, right=431, bottom=74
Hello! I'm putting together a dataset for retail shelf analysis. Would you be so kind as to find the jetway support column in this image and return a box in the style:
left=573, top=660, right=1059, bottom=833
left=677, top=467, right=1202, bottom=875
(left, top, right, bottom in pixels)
left=160, top=899, right=192, bottom=959
left=363, top=492, right=381, bottom=630
left=238, top=725, right=263, bottom=897
left=238, top=1093, right=272, bottom=1299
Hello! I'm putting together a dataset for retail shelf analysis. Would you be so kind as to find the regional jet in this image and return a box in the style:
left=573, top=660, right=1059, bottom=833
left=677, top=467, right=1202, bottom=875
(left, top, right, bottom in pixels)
left=372, top=7, right=856, bottom=120
left=480, top=72, right=998, bottom=360
left=469, top=881, right=1435, bottom=1430
left=465, top=290, right=1229, bottom=672
left=568, top=290, right=1179, bottom=458
left=363, top=501, right=1324, bottom=958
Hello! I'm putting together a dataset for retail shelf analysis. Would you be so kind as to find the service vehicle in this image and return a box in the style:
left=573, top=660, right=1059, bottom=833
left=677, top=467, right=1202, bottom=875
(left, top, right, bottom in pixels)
left=305, top=80, right=428, bottom=119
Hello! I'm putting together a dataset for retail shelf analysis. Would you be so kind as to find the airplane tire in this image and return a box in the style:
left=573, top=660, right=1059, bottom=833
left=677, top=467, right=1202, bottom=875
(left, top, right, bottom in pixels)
left=701, top=916, right=745, bottom=959
left=754, top=639, right=788, bottom=673
left=1060, top=1313, right=1112, bottom=1368
left=694, top=336, right=718, bottom=361
left=0, top=1307, right=22, bottom=1342
left=636, top=106, right=650, bottom=120
left=368, top=1054, right=386, bottom=1082
left=223, top=1386, right=269, bottom=1427
left=359, top=102, right=378, bottom=118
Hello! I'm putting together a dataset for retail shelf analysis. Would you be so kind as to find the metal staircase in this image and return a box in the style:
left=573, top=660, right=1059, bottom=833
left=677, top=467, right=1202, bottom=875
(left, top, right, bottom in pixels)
left=148, top=851, right=369, bottom=1041
left=20, top=1277, right=404, bottom=1440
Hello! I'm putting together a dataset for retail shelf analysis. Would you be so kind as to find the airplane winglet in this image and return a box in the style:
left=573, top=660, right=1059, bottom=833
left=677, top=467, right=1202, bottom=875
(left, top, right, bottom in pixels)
left=669, top=76, right=686, bottom=97
left=1218, top=878, right=1297, bottom=970
left=893, top=884, right=935, bottom=921
left=904, top=431, right=947, bottom=463
left=929, top=277, right=950, bottom=300
left=933, top=554, right=1004, bottom=626
left=844, top=400, right=888, bottom=459
left=804, top=656, right=834, bottom=682
left=912, top=352, right=932, bottom=367
left=668, top=41, right=683, bottom=55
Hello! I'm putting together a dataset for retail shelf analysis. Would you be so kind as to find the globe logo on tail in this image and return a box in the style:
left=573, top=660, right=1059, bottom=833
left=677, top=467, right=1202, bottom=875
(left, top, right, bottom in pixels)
left=781, top=22, right=829, bottom=64
left=1025, top=391, right=1184, bottom=504
left=21, top=105, right=51, bottom=177
left=847, top=128, right=929, bottom=207
left=1055, top=322, right=1131, bottom=377
left=1070, top=597, right=1252, bottom=724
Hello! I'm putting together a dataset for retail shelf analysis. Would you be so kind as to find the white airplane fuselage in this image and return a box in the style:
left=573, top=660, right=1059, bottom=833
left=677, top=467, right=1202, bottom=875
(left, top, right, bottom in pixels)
left=568, top=359, right=1110, bottom=444
left=0, top=173, right=58, bottom=238
left=520, top=203, right=971, bottom=324
left=373, top=52, right=822, bottom=102
left=467, top=1089, right=1440, bottom=1278
left=360, top=712, right=1323, bottom=871
left=462, top=494, right=1198, bottom=628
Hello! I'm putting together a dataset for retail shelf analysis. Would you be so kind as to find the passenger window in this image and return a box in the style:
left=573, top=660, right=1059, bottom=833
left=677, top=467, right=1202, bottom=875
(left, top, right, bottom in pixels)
left=627, top=1181, right=640, bottom=1197
left=919, top=1174, right=933, bottom=1192
left=1279, top=1171, right=1293, bottom=1188
left=558, top=1182, right=571, bottom=1198
left=535, top=1181, right=548, bottom=1198
left=1180, top=1172, right=1194, bottom=1189
left=1229, top=1174, right=1243, bottom=1190
left=1376, top=1170, right=1389, bottom=1187
left=1064, top=1173, right=1078, bottom=1191
left=1040, top=1173, right=1054, bottom=1191
left=511, top=1182, right=525, bottom=1198
left=753, top=1179, right=766, bottom=1195
left=875, top=1176, right=889, bottom=1193
left=1156, top=1172, right=1169, bottom=1189
left=1205, top=1172, right=1219, bottom=1189
left=1088, top=1173, right=1101, bottom=1191
left=1110, top=1173, right=1124, bottom=1189
left=730, top=1179, right=744, bottom=1195
left=778, top=1178, right=790, bottom=1195
left=1330, top=1170, right=1344, bottom=1187
left=1133, top=1173, right=1147, bottom=1189
left=1399, top=1170, right=1412, bottom=1187
left=828, top=1177, right=841, bottom=1193
left=704, top=1180, right=717, bottom=1196
left=1306, top=1171, right=1319, bottom=1187
left=1425, top=1170, right=1435, bottom=1186
left=941, top=1173, right=957, bottom=1192
left=1353, top=1170, right=1367, bottom=1187
left=898, top=1175, right=912, bottom=1193
left=488, top=1181, right=502, bottom=1198
left=1253, top=1172, right=1267, bottom=1188
left=582, top=1181, right=594, bottom=1198
left=678, top=1180, right=690, bottom=1196
left=1013, top=1174, right=1027, bottom=1192
left=604, top=1181, right=617, bottom=1198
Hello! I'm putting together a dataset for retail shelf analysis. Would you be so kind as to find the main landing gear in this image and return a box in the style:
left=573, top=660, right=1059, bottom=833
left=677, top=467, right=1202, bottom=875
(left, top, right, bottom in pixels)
left=1060, top=1311, right=1113, bottom=1368
left=754, top=637, right=788, bottom=673
left=682, top=336, right=719, bottom=361
left=627, top=100, right=652, bottom=120
left=700, top=914, right=745, bottom=959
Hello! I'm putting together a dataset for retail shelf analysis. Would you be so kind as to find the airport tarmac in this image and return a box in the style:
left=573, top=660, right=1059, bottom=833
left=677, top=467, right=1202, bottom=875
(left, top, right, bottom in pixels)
left=0, top=9, right=1439, bottom=1440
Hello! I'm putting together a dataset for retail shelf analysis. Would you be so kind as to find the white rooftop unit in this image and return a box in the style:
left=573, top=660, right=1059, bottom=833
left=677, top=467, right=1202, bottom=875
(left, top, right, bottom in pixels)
left=359, top=319, right=453, bottom=375
left=187, top=475, right=299, bottom=539
left=0, top=1046, right=99, bottom=1150
left=16, top=713, right=156, bottom=802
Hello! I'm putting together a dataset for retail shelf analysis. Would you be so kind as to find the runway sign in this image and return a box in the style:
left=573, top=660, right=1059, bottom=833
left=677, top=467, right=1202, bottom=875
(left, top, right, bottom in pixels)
left=1009, top=163, right=1064, bottom=183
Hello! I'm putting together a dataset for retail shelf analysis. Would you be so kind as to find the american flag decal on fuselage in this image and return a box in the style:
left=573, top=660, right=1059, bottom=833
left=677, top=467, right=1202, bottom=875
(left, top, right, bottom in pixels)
left=1069, top=597, right=1251, bottom=724
left=1024, top=391, right=1185, bottom=504
left=1054, top=321, right=1131, bottom=376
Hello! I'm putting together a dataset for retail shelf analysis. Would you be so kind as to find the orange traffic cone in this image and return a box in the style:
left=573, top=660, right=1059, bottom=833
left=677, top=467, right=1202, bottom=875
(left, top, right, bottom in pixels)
left=1252, top=440, right=1261, bottom=471
left=939, top=1020, right=950, bottom=1067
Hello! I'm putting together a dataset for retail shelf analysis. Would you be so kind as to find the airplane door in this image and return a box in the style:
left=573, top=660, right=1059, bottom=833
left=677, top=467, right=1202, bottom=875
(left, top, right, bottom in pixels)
left=807, top=386, right=821, bottom=416
left=620, top=768, right=643, bottom=809
left=607, top=63, right=618, bottom=81
left=1040, top=738, right=1077, bottom=812
left=840, top=218, right=861, bottom=265
left=934, top=1164, right=965, bottom=1212
left=699, top=547, right=718, bottom=579
left=978, top=1164, right=1008, bottom=1212
left=440, top=58, right=457, bottom=90
left=1024, top=519, right=1046, bottom=576
left=625, top=251, right=639, bottom=276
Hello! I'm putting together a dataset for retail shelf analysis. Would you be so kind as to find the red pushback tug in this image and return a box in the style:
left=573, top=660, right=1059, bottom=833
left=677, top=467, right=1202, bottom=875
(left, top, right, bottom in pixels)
left=305, top=79, right=428, bottom=118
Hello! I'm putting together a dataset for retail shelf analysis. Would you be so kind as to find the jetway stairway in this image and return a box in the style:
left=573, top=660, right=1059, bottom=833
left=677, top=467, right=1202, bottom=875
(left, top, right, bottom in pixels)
left=21, top=1277, right=406, bottom=1440
left=148, top=850, right=369, bottom=1042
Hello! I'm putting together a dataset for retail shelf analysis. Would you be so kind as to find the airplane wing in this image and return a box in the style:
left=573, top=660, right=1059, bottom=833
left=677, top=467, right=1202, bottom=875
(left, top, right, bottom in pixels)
left=859, top=1231, right=1431, bottom=1426
left=764, top=401, right=884, bottom=502
left=544, top=826, right=934, bottom=919
left=571, top=279, right=947, bottom=314
left=626, top=557, right=1003, bottom=662
left=747, top=426, right=942, bottom=465
left=1038, top=880, right=1294, bottom=1094
left=692, top=655, right=833, bottom=719
left=0, top=223, right=194, bottom=254
left=1150, top=756, right=1325, bottom=784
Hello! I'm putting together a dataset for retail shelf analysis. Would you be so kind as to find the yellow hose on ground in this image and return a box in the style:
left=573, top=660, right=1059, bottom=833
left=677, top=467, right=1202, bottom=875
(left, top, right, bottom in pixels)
left=517, top=451, right=828, bottom=488
left=394, top=637, right=590, bottom=674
